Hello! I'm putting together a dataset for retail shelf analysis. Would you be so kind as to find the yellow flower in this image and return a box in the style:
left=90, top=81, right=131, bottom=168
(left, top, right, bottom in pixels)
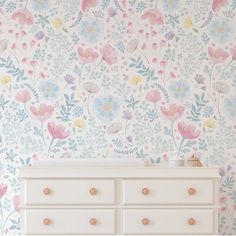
left=73, top=118, right=86, bottom=129
left=53, top=17, right=63, bottom=29
left=131, top=75, right=142, bottom=86
left=183, top=17, right=193, bottom=29
left=204, top=118, right=216, bottom=129
left=0, top=75, right=11, bottom=85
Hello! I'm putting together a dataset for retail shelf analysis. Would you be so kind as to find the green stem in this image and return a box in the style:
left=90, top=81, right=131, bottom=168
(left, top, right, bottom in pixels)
left=118, top=134, right=132, bottom=147
left=220, top=58, right=234, bottom=79
left=24, top=0, right=29, bottom=8
left=24, top=103, right=35, bottom=120
left=87, top=93, right=91, bottom=115
left=154, top=103, right=158, bottom=114
left=178, top=137, right=185, bottom=152
left=209, top=63, right=215, bottom=86
left=47, top=138, right=54, bottom=158
left=90, top=58, right=103, bottom=80
left=41, top=122, right=46, bottom=146
left=78, top=63, right=84, bottom=86
left=171, top=122, right=177, bottom=149
left=217, top=92, right=221, bottom=115
left=137, top=48, right=150, bottom=64
left=1, top=211, right=15, bottom=235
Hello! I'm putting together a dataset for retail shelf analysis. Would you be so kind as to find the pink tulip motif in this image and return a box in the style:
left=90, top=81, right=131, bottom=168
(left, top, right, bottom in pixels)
left=178, top=122, right=200, bottom=152
left=77, top=47, right=99, bottom=64
left=219, top=44, right=236, bottom=79
left=100, top=44, right=118, bottom=65
left=12, top=195, right=20, bottom=212
left=0, top=183, right=7, bottom=199
left=77, top=47, right=99, bottom=85
left=141, top=8, right=164, bottom=25
left=11, top=8, right=33, bottom=25
left=30, top=104, right=54, bottom=146
left=208, top=47, right=229, bottom=64
left=145, top=89, right=161, bottom=113
left=208, top=46, right=229, bottom=86
left=90, top=44, right=118, bottom=79
left=15, top=90, right=31, bottom=103
left=81, top=0, right=98, bottom=12
left=160, top=104, right=185, bottom=149
left=47, top=122, right=70, bottom=157
left=160, top=104, right=185, bottom=122
left=212, top=0, right=228, bottom=12
left=30, top=104, right=54, bottom=122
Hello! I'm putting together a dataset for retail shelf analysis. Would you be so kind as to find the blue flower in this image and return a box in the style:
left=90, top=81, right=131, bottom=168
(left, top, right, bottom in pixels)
left=93, top=95, right=120, bottom=122
left=208, top=18, right=234, bottom=44
left=31, top=0, right=50, bottom=12
left=223, top=96, right=236, bottom=122
left=168, top=80, right=190, bottom=100
left=39, top=80, right=59, bottom=100
left=78, top=18, right=104, bottom=44
left=161, top=0, right=180, bottom=11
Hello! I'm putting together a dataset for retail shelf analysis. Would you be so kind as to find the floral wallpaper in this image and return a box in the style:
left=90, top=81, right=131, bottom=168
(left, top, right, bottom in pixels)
left=0, top=0, right=236, bottom=234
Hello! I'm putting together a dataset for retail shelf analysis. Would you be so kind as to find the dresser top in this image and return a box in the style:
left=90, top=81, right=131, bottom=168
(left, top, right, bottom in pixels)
left=18, top=166, right=219, bottom=178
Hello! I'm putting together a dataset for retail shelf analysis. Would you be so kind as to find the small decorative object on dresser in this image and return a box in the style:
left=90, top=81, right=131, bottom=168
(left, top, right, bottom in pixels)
left=19, top=165, right=220, bottom=235
left=185, top=154, right=203, bottom=167
left=168, top=151, right=185, bottom=167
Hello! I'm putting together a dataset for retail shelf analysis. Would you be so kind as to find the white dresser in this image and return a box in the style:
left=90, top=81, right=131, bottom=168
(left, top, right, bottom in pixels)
left=19, top=166, right=219, bottom=235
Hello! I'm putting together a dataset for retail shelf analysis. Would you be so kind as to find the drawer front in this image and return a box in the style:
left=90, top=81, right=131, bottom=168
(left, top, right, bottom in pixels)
left=123, top=209, right=214, bottom=234
left=123, top=179, right=213, bottom=204
left=23, top=209, right=115, bottom=235
left=24, top=179, right=115, bottom=205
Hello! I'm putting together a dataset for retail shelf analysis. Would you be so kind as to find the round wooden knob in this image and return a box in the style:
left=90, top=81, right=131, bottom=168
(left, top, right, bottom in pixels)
left=142, top=187, right=150, bottom=195
left=43, top=218, right=51, bottom=225
left=43, top=188, right=51, bottom=195
left=89, top=218, right=97, bottom=225
left=188, top=187, right=196, bottom=195
left=89, top=187, right=97, bottom=195
left=188, top=218, right=196, bottom=225
left=141, top=218, right=150, bottom=225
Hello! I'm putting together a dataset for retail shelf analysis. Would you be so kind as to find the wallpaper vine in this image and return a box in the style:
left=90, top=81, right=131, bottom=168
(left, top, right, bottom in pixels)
left=0, top=0, right=236, bottom=234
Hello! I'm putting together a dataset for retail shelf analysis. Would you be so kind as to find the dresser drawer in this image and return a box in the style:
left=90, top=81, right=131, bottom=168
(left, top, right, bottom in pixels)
left=123, top=179, right=213, bottom=205
left=23, top=209, right=115, bottom=235
left=24, top=179, right=115, bottom=205
left=123, top=209, right=214, bottom=234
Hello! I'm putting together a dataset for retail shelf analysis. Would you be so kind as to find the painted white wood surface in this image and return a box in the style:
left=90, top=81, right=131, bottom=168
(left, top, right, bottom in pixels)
left=19, top=166, right=219, bottom=235
left=24, top=179, right=115, bottom=205
left=24, top=209, right=115, bottom=235
left=123, top=209, right=214, bottom=234
left=123, top=179, right=213, bottom=205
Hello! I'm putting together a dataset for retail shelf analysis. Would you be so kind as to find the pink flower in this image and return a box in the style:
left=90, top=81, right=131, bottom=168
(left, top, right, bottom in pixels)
left=48, top=122, right=70, bottom=139
left=12, top=195, right=20, bottom=212
left=81, top=0, right=98, bottom=12
left=0, top=183, right=7, bottom=199
left=208, top=46, right=229, bottom=64
left=160, top=60, right=167, bottom=67
left=77, top=47, right=99, bottom=63
left=160, top=104, right=185, bottom=122
left=212, top=0, right=228, bottom=12
left=219, top=196, right=227, bottom=204
left=100, top=44, right=118, bottom=65
left=178, top=122, right=200, bottom=140
left=11, top=8, right=33, bottom=25
left=15, top=90, right=31, bottom=103
left=141, top=9, right=164, bottom=25
left=230, top=44, right=236, bottom=60
left=145, top=89, right=161, bottom=103
left=30, top=104, right=54, bottom=122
